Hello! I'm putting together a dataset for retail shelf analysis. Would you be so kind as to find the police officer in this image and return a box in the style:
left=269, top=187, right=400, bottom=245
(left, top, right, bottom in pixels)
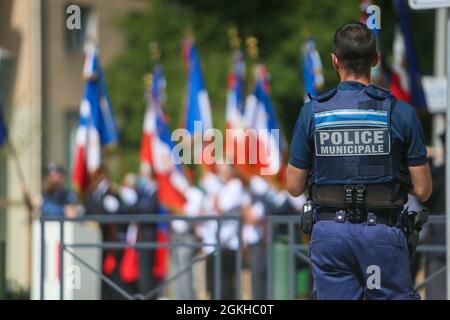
left=287, top=22, right=432, bottom=300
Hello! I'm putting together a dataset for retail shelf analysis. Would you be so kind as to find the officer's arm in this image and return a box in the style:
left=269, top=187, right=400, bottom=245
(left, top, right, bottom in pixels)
left=408, top=164, right=432, bottom=202
left=402, top=102, right=432, bottom=202
left=286, top=164, right=309, bottom=197
left=287, top=102, right=313, bottom=197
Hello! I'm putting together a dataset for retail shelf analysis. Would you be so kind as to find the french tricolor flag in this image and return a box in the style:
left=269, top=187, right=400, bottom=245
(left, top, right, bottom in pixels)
left=226, top=50, right=246, bottom=129
left=140, top=64, right=186, bottom=211
left=183, top=39, right=213, bottom=168
left=225, top=50, right=251, bottom=171
left=302, top=38, right=324, bottom=100
left=389, top=0, right=427, bottom=109
left=244, top=65, right=284, bottom=176
left=139, top=64, right=187, bottom=279
left=183, top=39, right=212, bottom=135
left=72, top=47, right=118, bottom=191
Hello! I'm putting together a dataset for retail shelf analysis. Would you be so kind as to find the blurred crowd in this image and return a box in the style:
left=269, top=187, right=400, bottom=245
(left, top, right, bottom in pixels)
left=36, top=162, right=306, bottom=300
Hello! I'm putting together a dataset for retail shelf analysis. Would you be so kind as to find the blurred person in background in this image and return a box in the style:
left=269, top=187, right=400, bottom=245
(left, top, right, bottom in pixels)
left=117, top=172, right=160, bottom=298
left=242, top=176, right=268, bottom=300
left=119, top=173, right=139, bottom=214
left=423, top=132, right=446, bottom=299
left=39, top=163, right=77, bottom=218
left=83, top=164, right=128, bottom=299
left=169, top=185, right=203, bottom=299
left=134, top=170, right=160, bottom=298
left=197, top=168, right=222, bottom=299
left=211, top=163, right=245, bottom=300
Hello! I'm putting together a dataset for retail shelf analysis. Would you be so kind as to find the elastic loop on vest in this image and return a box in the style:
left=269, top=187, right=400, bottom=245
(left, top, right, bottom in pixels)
left=344, top=185, right=354, bottom=206
left=314, top=88, right=337, bottom=102
left=355, top=185, right=366, bottom=207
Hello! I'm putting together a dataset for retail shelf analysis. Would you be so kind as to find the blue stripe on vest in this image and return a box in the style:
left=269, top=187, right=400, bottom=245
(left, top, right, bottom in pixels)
left=314, top=109, right=388, bottom=129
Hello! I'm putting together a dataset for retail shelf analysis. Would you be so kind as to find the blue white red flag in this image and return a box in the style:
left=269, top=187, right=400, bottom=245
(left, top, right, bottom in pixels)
left=244, top=65, right=284, bottom=175
left=140, top=64, right=189, bottom=278
left=226, top=50, right=246, bottom=129
left=302, top=38, right=324, bottom=100
left=183, top=39, right=212, bottom=135
left=72, top=47, right=119, bottom=190
left=390, top=0, right=427, bottom=109
left=360, top=0, right=389, bottom=86
left=140, top=64, right=186, bottom=211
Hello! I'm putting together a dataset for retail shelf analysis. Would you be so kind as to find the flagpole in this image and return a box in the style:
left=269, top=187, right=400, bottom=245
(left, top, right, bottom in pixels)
left=181, top=29, right=194, bottom=130
left=246, top=36, right=259, bottom=93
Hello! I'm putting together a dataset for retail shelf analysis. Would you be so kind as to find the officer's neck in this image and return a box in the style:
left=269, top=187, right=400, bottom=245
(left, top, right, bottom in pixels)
left=339, top=72, right=371, bottom=86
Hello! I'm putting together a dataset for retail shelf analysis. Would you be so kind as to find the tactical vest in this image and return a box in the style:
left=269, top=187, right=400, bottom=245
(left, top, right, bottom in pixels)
left=309, top=84, right=409, bottom=209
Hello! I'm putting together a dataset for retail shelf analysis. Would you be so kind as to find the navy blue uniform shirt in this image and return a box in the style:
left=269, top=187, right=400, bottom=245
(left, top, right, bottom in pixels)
left=289, top=81, right=428, bottom=170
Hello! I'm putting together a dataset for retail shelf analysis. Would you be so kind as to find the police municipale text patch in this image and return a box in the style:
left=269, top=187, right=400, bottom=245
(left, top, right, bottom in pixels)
left=314, top=128, right=390, bottom=157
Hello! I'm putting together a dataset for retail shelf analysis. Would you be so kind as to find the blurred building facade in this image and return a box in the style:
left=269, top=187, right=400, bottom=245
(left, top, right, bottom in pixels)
left=0, top=0, right=148, bottom=293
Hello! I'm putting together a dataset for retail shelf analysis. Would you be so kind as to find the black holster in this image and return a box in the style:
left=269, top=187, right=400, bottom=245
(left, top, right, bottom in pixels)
left=402, top=208, right=429, bottom=262
left=300, top=200, right=314, bottom=234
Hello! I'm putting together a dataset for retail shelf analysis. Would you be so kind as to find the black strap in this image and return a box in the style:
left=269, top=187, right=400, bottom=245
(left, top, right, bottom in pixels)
left=316, top=208, right=401, bottom=226
left=390, top=95, right=398, bottom=113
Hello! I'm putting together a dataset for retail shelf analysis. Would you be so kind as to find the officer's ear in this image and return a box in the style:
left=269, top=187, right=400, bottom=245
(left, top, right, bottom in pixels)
left=331, top=53, right=340, bottom=71
left=372, top=52, right=380, bottom=67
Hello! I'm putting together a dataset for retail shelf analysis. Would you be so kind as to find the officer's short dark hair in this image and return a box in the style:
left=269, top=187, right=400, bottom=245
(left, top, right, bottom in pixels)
left=333, top=22, right=377, bottom=76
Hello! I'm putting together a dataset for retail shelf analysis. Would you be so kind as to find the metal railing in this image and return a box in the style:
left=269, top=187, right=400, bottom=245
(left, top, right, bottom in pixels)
left=267, top=215, right=307, bottom=300
left=266, top=214, right=448, bottom=300
left=40, top=213, right=447, bottom=300
left=39, top=214, right=243, bottom=300
left=414, top=215, right=447, bottom=292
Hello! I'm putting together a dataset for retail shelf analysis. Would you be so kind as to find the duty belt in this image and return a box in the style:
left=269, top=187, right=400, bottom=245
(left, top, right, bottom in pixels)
left=315, top=207, right=401, bottom=226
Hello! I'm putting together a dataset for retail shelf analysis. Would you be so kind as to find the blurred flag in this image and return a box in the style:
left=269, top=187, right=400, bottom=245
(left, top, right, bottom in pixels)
left=390, top=0, right=427, bottom=109
left=140, top=64, right=186, bottom=210
left=72, top=47, right=119, bottom=191
left=244, top=65, right=284, bottom=175
left=183, top=38, right=214, bottom=169
left=152, top=206, right=170, bottom=279
left=360, top=0, right=380, bottom=40
left=183, top=39, right=212, bottom=134
left=360, top=0, right=390, bottom=86
left=120, top=223, right=140, bottom=283
left=139, top=65, right=187, bottom=279
left=301, top=38, right=324, bottom=100
left=0, top=104, right=7, bottom=146
left=225, top=50, right=249, bottom=167
left=226, top=50, right=246, bottom=129
left=360, top=0, right=380, bottom=83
